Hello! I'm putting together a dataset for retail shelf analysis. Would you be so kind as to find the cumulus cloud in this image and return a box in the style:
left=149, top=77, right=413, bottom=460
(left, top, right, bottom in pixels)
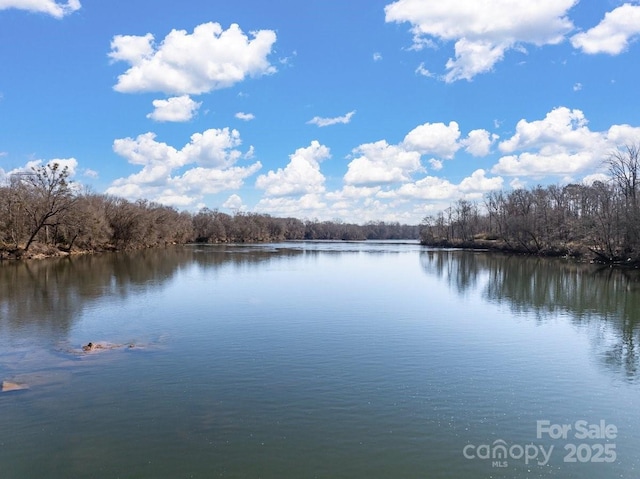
left=581, top=173, right=609, bottom=185
left=109, top=22, right=277, bottom=95
left=391, top=169, right=503, bottom=201
left=235, top=112, right=255, bottom=121
left=0, top=0, right=80, bottom=18
left=492, top=107, right=640, bottom=176
left=571, top=4, right=640, bottom=54
left=373, top=52, right=383, bottom=61
left=255, top=140, right=330, bottom=197
left=255, top=194, right=328, bottom=218
left=458, top=169, right=504, bottom=195
left=9, top=158, right=78, bottom=176
left=344, top=140, right=423, bottom=186
left=391, top=176, right=458, bottom=200
left=326, top=185, right=382, bottom=202
left=342, top=121, right=498, bottom=191
left=384, top=0, right=577, bottom=81
left=172, top=164, right=261, bottom=195
left=1, top=158, right=80, bottom=188
left=402, top=121, right=461, bottom=158
left=223, top=193, right=245, bottom=211
left=462, top=129, right=498, bottom=156
left=498, top=107, right=599, bottom=154
left=307, top=110, right=356, bottom=127
left=107, top=128, right=260, bottom=206
left=147, top=95, right=201, bottom=122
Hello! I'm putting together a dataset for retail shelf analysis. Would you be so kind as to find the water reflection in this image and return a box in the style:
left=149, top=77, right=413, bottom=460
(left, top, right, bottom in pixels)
left=0, top=245, right=304, bottom=340
left=420, top=250, right=640, bottom=380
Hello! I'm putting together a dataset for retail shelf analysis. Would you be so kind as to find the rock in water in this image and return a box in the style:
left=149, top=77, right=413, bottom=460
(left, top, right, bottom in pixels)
left=1, top=381, right=29, bottom=392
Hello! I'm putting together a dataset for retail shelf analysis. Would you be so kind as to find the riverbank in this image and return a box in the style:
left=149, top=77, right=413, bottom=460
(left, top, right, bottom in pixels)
left=5, top=238, right=640, bottom=269
left=0, top=242, right=119, bottom=261
left=420, top=237, right=640, bottom=268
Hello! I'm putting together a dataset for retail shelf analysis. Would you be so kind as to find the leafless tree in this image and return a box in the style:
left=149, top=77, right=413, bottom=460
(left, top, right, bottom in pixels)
left=13, top=163, right=76, bottom=251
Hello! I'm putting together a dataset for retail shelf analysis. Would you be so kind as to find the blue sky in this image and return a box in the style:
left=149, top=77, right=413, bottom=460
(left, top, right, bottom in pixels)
left=1, top=0, right=640, bottom=223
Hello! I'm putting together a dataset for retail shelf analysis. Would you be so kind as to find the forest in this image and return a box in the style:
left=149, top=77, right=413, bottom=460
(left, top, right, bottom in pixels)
left=420, top=145, right=640, bottom=265
left=2, top=145, right=638, bottom=263
left=0, top=163, right=419, bottom=259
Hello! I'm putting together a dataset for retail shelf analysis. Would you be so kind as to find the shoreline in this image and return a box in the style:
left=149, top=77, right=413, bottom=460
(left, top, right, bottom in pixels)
left=419, top=238, right=640, bottom=268
left=4, top=239, right=640, bottom=269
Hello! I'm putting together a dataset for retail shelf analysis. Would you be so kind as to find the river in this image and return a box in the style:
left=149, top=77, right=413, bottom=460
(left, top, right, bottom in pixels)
left=1, top=242, right=639, bottom=478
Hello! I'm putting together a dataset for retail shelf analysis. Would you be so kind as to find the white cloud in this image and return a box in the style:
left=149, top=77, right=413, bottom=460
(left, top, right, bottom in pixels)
left=147, top=95, right=201, bottom=122
left=510, top=178, right=526, bottom=189
left=255, top=194, right=327, bottom=218
left=571, top=4, right=640, bottom=55
left=462, top=129, right=498, bottom=156
left=0, top=0, right=80, bottom=18
left=255, top=140, right=330, bottom=197
left=181, top=128, right=244, bottom=168
left=344, top=140, right=423, bottom=186
left=493, top=151, right=597, bottom=177
left=256, top=187, right=422, bottom=224
left=48, top=157, right=78, bottom=176
left=83, top=168, right=98, bottom=178
left=492, top=107, right=640, bottom=177
left=373, top=52, right=383, bottom=61
left=279, top=50, right=297, bottom=66
left=573, top=82, right=583, bottom=91
left=402, top=121, right=461, bottom=158
left=415, top=62, right=433, bottom=77
left=458, top=169, right=504, bottom=196
left=393, top=176, right=458, bottom=200
left=2, top=158, right=79, bottom=185
left=109, top=22, right=277, bottom=95
left=392, top=169, right=503, bottom=201
left=428, top=158, right=443, bottom=170
left=307, top=110, right=356, bottom=127
left=173, top=164, right=261, bottom=195
left=581, top=173, right=609, bottom=185
left=498, top=107, right=600, bottom=154
left=385, top=0, right=577, bottom=81
left=223, top=193, right=245, bottom=211
left=107, top=128, right=260, bottom=207
left=108, top=33, right=154, bottom=64
left=326, top=185, right=382, bottom=201
left=235, top=112, right=255, bottom=121
left=444, top=38, right=508, bottom=82
left=606, top=123, right=640, bottom=145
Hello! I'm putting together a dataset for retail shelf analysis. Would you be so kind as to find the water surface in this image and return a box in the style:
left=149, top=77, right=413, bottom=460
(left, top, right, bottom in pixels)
left=1, top=243, right=639, bottom=478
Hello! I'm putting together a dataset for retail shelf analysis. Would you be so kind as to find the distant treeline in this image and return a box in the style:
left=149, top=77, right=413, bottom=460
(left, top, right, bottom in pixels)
left=0, top=163, right=419, bottom=259
left=420, top=145, right=640, bottom=265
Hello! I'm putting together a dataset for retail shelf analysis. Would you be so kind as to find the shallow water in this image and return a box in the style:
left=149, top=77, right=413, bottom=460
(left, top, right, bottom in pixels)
left=1, top=243, right=639, bottom=478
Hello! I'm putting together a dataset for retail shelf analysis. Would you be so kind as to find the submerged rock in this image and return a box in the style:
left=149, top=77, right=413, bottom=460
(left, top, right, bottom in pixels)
left=1, top=381, right=29, bottom=392
left=79, top=341, right=139, bottom=354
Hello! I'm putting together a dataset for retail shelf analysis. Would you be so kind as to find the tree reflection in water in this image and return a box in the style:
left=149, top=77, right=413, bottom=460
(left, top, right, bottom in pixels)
left=420, top=249, right=640, bottom=381
left=0, top=245, right=304, bottom=341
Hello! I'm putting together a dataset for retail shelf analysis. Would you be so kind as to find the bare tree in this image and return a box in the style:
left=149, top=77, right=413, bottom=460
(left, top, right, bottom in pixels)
left=14, top=163, right=76, bottom=251
left=606, top=144, right=640, bottom=255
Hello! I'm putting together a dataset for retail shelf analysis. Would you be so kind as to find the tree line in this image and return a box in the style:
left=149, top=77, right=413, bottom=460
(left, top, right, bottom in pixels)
left=0, top=163, right=419, bottom=258
left=420, top=145, right=640, bottom=265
